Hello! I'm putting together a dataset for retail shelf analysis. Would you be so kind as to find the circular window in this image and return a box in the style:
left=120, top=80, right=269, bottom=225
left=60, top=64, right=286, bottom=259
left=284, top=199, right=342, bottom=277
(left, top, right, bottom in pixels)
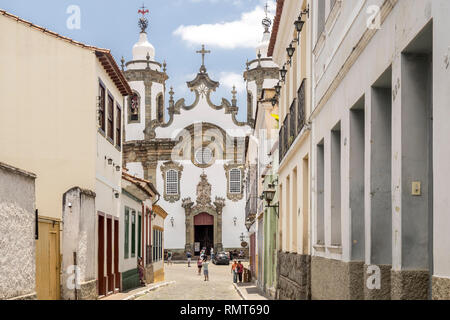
left=195, top=147, right=213, bottom=165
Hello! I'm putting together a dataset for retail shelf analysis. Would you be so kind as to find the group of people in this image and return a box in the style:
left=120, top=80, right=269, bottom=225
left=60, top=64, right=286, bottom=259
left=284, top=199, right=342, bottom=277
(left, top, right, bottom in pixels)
left=231, top=260, right=244, bottom=283
left=197, top=255, right=210, bottom=281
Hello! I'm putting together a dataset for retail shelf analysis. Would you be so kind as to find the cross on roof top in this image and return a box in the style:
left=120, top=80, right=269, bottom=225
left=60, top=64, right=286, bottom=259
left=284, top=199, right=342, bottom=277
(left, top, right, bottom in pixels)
left=196, top=44, right=211, bottom=68
left=264, top=2, right=269, bottom=17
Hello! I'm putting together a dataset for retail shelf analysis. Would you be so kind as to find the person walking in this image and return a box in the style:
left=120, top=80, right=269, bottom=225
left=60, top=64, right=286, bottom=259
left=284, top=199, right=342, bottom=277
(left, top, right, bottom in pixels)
left=197, top=257, right=203, bottom=275
left=237, top=261, right=244, bottom=283
left=167, top=250, right=173, bottom=265
left=210, top=247, right=215, bottom=261
left=186, top=251, right=192, bottom=267
left=231, top=260, right=238, bottom=283
left=138, top=257, right=145, bottom=286
left=203, top=257, right=210, bottom=281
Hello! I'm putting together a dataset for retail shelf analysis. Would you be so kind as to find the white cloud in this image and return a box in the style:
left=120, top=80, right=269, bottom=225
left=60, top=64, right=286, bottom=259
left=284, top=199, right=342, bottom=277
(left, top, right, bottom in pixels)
left=173, top=1, right=275, bottom=49
left=219, top=71, right=246, bottom=93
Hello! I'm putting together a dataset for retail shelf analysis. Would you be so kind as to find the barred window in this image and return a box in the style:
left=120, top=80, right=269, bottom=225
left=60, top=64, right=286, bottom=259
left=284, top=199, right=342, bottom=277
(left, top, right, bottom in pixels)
left=229, top=168, right=242, bottom=194
left=166, top=170, right=179, bottom=195
left=195, top=147, right=213, bottom=165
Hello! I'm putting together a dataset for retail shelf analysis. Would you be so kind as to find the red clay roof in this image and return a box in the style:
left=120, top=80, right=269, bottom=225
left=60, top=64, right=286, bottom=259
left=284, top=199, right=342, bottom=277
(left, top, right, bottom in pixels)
left=268, top=0, right=285, bottom=57
left=122, top=169, right=159, bottom=197
left=0, top=9, right=132, bottom=96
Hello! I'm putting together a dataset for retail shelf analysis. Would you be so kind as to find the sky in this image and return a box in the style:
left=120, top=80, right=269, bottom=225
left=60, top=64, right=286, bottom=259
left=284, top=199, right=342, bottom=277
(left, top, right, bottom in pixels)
left=0, top=0, right=276, bottom=121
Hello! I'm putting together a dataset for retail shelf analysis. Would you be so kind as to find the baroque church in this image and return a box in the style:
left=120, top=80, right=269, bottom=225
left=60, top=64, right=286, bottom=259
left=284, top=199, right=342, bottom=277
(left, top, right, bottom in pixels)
left=122, top=10, right=278, bottom=257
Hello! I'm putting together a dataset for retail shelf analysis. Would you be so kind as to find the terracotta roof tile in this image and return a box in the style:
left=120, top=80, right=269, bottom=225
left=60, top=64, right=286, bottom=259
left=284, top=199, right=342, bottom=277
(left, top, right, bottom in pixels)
left=268, top=0, right=285, bottom=57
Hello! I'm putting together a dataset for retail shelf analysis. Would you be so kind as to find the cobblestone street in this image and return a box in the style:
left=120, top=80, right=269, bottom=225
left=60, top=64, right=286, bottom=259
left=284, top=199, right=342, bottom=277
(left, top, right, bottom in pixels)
left=137, top=262, right=242, bottom=300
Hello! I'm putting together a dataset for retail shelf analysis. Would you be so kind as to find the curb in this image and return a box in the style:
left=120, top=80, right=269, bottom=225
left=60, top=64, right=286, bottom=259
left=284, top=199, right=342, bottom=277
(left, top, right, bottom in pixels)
left=123, top=281, right=176, bottom=300
left=232, top=283, right=245, bottom=300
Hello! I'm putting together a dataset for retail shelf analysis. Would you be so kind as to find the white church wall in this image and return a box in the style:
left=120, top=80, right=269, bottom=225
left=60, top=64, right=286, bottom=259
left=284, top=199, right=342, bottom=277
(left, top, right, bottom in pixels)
left=125, top=162, right=144, bottom=179
left=157, top=160, right=246, bottom=251
left=155, top=97, right=249, bottom=139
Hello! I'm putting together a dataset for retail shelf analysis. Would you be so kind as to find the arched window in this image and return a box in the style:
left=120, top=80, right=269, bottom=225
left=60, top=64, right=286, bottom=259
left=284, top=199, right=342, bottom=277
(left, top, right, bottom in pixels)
left=229, top=168, right=242, bottom=194
left=128, top=91, right=140, bottom=123
left=166, top=169, right=179, bottom=195
left=157, top=94, right=164, bottom=123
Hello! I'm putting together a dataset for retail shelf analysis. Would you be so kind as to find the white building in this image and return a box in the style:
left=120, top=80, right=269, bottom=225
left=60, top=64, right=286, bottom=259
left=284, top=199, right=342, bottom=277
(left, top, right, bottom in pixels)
left=123, top=13, right=251, bottom=257
left=310, top=0, right=450, bottom=300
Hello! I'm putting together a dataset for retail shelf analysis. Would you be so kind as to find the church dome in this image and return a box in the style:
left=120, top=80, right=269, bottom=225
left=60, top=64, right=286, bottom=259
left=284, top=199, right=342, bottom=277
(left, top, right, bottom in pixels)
left=133, top=32, right=155, bottom=61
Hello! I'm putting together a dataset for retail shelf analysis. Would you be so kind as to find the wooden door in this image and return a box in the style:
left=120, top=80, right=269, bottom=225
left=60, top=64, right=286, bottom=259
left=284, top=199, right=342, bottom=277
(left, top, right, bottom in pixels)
left=36, top=218, right=60, bottom=300
left=98, top=215, right=106, bottom=296
left=114, top=219, right=120, bottom=291
left=106, top=217, right=113, bottom=293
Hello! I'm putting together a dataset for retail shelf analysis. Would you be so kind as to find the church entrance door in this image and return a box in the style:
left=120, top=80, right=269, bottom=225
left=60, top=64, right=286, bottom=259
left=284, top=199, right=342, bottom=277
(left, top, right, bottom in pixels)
left=194, top=213, right=214, bottom=256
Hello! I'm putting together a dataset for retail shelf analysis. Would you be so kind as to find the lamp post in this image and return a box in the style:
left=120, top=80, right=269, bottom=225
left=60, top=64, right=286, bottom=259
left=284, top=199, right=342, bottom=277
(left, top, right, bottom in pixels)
left=279, top=65, right=287, bottom=82
left=262, top=188, right=279, bottom=217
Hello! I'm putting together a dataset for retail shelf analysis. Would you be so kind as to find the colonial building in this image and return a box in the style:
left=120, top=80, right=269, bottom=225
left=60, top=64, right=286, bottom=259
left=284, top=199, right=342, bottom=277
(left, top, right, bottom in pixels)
left=0, top=9, right=131, bottom=299
left=268, top=0, right=313, bottom=300
left=243, top=7, right=279, bottom=284
left=309, top=0, right=450, bottom=300
left=120, top=170, right=159, bottom=291
left=123, top=12, right=250, bottom=258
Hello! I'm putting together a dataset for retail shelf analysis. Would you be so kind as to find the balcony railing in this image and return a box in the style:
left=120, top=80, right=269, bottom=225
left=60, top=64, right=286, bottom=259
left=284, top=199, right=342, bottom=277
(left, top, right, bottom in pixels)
left=279, top=79, right=307, bottom=163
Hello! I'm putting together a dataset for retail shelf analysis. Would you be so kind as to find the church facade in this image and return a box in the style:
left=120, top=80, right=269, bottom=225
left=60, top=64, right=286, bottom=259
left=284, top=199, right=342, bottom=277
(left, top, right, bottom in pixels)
left=121, top=13, right=266, bottom=257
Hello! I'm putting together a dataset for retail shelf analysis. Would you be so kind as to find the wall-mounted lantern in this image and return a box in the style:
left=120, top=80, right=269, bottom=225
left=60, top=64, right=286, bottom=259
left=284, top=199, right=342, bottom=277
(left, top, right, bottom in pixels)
left=170, top=216, right=174, bottom=227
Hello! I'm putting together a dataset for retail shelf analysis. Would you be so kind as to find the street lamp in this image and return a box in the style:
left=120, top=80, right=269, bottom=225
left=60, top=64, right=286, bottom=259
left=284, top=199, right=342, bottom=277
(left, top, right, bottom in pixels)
left=279, top=65, right=287, bottom=82
left=274, top=82, right=281, bottom=95
left=286, top=43, right=295, bottom=65
left=262, top=188, right=279, bottom=217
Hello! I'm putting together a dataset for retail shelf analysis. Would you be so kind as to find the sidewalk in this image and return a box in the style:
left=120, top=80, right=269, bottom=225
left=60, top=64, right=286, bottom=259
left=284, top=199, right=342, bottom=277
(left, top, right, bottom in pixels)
left=233, top=282, right=269, bottom=300
left=100, top=281, right=175, bottom=300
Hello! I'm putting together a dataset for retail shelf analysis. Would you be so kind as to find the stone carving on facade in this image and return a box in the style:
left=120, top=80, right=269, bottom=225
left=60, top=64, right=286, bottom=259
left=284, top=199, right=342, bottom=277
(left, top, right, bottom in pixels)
left=224, top=163, right=245, bottom=202
left=182, top=173, right=226, bottom=253
left=160, top=161, right=183, bottom=203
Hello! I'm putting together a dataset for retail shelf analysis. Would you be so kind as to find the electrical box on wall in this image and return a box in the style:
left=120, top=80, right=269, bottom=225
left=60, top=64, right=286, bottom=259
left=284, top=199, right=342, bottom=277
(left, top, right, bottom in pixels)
left=412, top=181, right=421, bottom=196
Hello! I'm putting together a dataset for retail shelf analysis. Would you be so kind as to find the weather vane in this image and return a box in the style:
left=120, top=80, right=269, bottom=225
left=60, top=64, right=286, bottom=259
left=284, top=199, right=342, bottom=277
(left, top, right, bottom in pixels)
left=138, top=4, right=149, bottom=33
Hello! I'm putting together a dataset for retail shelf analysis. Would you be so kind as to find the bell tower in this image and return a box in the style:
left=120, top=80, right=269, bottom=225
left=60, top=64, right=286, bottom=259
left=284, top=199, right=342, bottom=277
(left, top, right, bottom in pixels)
left=123, top=5, right=169, bottom=142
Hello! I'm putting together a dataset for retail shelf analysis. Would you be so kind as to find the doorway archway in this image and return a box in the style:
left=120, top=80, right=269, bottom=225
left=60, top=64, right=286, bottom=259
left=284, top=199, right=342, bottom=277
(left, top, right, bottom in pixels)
left=194, top=213, right=214, bottom=255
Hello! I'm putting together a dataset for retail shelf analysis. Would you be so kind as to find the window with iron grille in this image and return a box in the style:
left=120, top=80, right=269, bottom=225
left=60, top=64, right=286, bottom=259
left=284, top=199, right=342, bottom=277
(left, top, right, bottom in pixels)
left=289, top=99, right=297, bottom=142
left=166, top=169, right=179, bottom=195
left=283, top=115, right=289, bottom=158
left=279, top=125, right=284, bottom=163
left=107, top=94, right=114, bottom=140
left=229, top=168, right=242, bottom=194
left=297, top=79, right=306, bottom=134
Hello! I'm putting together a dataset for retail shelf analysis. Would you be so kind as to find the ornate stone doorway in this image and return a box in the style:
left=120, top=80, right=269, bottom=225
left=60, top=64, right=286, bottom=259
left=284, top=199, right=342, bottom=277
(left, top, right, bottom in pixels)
left=182, top=173, right=225, bottom=253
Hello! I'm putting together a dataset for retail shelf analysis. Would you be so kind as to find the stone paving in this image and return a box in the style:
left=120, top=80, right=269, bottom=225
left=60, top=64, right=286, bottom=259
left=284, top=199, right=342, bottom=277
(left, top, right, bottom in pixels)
left=137, top=262, right=242, bottom=300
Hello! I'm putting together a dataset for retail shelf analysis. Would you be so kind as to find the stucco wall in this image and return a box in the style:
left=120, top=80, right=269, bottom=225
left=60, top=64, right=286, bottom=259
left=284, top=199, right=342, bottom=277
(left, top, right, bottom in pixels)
left=61, top=187, right=97, bottom=300
left=0, top=14, right=99, bottom=220
left=0, top=163, right=36, bottom=300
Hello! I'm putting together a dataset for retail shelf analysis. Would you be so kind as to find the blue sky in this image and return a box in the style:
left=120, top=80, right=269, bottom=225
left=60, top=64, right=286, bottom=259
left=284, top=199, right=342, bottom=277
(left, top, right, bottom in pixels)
left=0, top=0, right=275, bottom=121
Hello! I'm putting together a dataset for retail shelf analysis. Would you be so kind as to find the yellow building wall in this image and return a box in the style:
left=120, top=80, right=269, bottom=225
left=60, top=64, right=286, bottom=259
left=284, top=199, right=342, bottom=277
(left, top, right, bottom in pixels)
left=0, top=14, right=98, bottom=219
